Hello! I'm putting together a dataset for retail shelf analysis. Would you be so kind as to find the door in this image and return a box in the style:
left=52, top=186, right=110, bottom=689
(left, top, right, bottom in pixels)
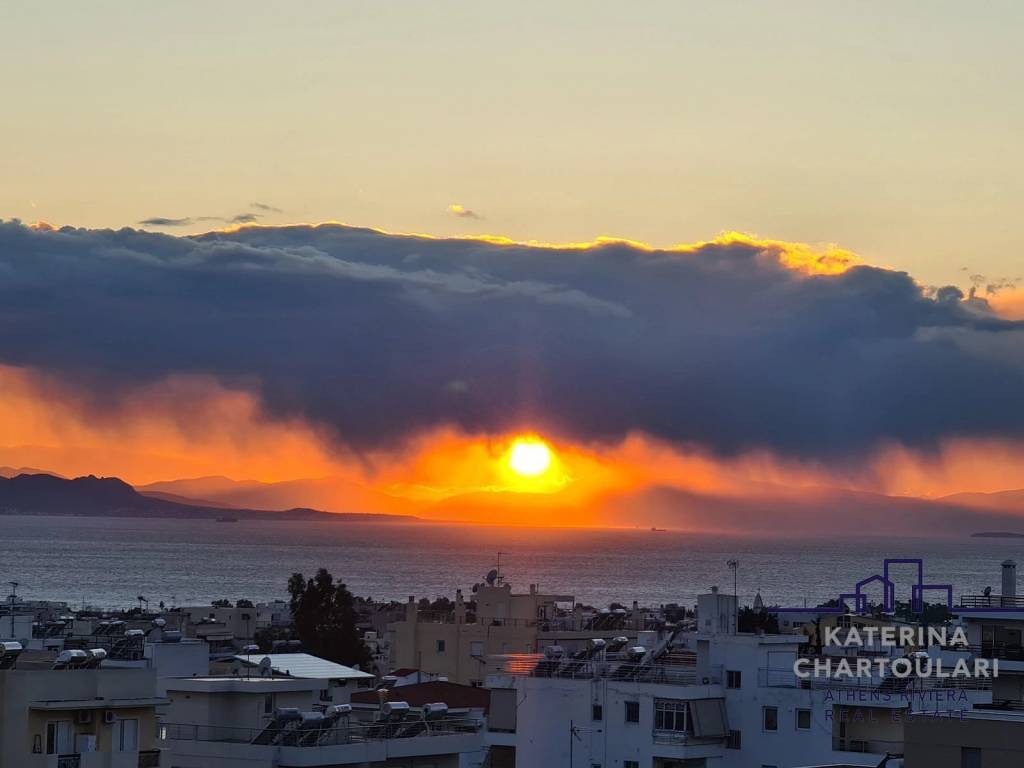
left=46, top=721, right=74, bottom=754
left=117, top=718, right=139, bottom=751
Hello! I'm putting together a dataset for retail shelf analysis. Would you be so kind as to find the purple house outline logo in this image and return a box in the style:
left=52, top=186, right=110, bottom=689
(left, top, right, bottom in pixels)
left=773, top=557, right=1024, bottom=615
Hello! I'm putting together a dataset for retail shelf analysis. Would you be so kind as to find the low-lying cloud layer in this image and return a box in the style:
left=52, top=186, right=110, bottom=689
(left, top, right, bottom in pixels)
left=2, top=220, right=1022, bottom=461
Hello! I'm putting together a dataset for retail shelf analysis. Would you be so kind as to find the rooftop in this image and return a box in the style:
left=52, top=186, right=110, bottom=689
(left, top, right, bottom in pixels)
left=232, top=652, right=373, bottom=680
left=352, top=681, right=491, bottom=713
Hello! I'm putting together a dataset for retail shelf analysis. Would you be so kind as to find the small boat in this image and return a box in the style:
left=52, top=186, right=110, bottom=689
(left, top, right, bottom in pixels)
left=216, top=515, right=239, bottom=523
left=650, top=527, right=666, bottom=532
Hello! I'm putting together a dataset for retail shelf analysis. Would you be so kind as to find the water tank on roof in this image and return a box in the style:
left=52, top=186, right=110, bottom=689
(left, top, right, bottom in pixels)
left=383, top=701, right=410, bottom=718
left=423, top=702, right=449, bottom=719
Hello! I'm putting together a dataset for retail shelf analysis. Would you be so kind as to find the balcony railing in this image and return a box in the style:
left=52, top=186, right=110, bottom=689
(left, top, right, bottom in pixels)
left=833, top=737, right=904, bottom=754
left=138, top=749, right=161, bottom=768
left=486, top=653, right=721, bottom=687
left=960, top=595, right=1024, bottom=609
left=162, top=717, right=480, bottom=747
left=56, top=755, right=80, bottom=768
left=760, top=667, right=991, bottom=692
left=652, top=730, right=725, bottom=746
left=976, top=699, right=1024, bottom=711
left=966, top=643, right=1024, bottom=661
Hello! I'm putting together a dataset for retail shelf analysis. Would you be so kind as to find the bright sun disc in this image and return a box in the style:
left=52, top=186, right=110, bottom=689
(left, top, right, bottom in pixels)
left=507, top=438, right=552, bottom=477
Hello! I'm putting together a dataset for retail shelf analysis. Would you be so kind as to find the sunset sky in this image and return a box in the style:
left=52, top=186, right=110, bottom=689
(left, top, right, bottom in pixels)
left=2, top=3, right=1023, bottom=527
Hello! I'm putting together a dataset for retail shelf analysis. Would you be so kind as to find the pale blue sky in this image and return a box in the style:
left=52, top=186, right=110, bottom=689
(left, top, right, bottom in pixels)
left=2, top=1, right=1022, bottom=288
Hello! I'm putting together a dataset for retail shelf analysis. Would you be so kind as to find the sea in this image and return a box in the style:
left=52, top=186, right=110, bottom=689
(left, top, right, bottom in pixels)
left=1, top=515, right=1022, bottom=611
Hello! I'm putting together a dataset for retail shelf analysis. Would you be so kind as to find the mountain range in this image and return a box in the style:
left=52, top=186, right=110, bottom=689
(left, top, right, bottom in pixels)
left=2, top=468, right=1023, bottom=534
left=0, top=472, right=409, bottom=522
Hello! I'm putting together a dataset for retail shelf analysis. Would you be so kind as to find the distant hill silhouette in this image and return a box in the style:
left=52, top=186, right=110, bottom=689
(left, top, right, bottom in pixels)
left=939, top=489, right=1024, bottom=514
left=0, top=466, right=65, bottom=479
left=137, top=474, right=419, bottom=516
left=0, top=473, right=411, bottom=522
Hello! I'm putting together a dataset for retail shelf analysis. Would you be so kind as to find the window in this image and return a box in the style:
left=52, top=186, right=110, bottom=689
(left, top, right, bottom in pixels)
left=592, top=703, right=603, bottom=721
left=624, top=762, right=639, bottom=768
left=727, top=729, right=741, bottom=749
left=263, top=693, right=275, bottom=715
left=117, top=718, right=139, bottom=752
left=320, top=688, right=331, bottom=702
left=796, top=708, right=811, bottom=730
left=726, top=669, right=742, bottom=689
left=45, top=721, right=73, bottom=755
left=654, top=699, right=689, bottom=732
left=436, top=639, right=446, bottom=652
left=470, top=640, right=484, bottom=656
left=961, top=747, right=982, bottom=768
left=624, top=700, right=640, bottom=723
left=763, top=706, right=778, bottom=731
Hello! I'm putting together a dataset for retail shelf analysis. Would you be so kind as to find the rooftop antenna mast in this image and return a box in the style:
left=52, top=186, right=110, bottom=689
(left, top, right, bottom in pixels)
left=496, top=552, right=508, bottom=586
left=8, top=582, right=18, bottom=612
left=727, top=560, right=739, bottom=633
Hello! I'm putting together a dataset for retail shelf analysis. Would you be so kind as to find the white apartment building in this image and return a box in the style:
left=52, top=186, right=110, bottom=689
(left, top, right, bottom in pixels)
left=160, top=672, right=486, bottom=767
left=484, top=589, right=989, bottom=768
left=0, top=645, right=167, bottom=768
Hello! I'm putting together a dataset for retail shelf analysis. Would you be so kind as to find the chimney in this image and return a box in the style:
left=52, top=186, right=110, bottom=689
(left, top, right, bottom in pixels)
left=1003, top=560, right=1018, bottom=600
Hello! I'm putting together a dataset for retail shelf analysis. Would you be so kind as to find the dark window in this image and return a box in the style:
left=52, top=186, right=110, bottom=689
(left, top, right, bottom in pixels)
left=961, top=747, right=982, bottom=768
left=436, top=639, right=446, bottom=652
left=592, top=703, right=603, bottom=721
left=263, top=693, right=275, bottom=714
left=624, top=700, right=640, bottom=723
left=624, top=762, right=639, bottom=768
left=726, top=669, right=742, bottom=689
left=727, top=729, right=741, bottom=749
left=796, top=708, right=811, bottom=730
left=763, top=706, right=778, bottom=732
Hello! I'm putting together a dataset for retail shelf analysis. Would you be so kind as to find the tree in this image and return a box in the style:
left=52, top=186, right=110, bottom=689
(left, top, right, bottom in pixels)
left=211, top=599, right=232, bottom=608
left=236, top=599, right=254, bottom=608
left=288, top=568, right=371, bottom=669
left=738, top=607, right=779, bottom=634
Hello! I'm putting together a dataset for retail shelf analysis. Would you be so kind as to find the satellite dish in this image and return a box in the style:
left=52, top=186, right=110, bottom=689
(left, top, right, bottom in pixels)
left=485, top=569, right=498, bottom=586
left=259, top=657, right=273, bottom=677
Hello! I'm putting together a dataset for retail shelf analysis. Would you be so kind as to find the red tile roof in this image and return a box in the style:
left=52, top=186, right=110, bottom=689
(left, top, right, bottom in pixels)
left=351, top=681, right=491, bottom=713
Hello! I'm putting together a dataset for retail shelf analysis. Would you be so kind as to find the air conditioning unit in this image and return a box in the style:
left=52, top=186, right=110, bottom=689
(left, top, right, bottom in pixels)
left=77, top=710, right=93, bottom=725
left=103, top=710, right=116, bottom=724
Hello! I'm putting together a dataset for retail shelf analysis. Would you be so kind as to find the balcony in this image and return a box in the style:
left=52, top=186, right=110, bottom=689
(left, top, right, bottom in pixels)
left=138, top=750, right=160, bottom=768
left=652, top=730, right=725, bottom=746
left=57, top=756, right=80, bottom=768
left=162, top=717, right=480, bottom=747
left=832, top=737, right=904, bottom=754
left=967, top=643, right=1024, bottom=662
left=760, top=667, right=992, bottom=692
left=960, top=595, right=1024, bottom=609
left=486, top=653, right=721, bottom=687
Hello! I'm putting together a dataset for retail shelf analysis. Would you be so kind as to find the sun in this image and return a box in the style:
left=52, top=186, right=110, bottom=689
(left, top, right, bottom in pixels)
left=507, top=437, right=553, bottom=478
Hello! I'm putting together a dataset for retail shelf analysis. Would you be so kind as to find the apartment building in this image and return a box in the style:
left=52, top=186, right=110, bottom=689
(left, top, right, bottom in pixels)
left=160, top=672, right=486, bottom=767
left=0, top=645, right=166, bottom=768
left=388, top=580, right=657, bottom=686
left=483, top=588, right=988, bottom=768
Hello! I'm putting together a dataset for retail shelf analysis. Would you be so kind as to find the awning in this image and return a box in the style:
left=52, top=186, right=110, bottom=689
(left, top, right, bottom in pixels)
left=689, top=698, right=728, bottom=738
left=31, top=697, right=169, bottom=710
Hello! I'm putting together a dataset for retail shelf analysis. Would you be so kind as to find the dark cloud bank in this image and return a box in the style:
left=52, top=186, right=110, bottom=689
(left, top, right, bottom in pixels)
left=1, top=220, right=1022, bottom=460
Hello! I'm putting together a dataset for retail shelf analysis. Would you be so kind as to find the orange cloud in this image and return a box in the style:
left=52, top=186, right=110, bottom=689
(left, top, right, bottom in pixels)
left=3, top=363, right=1023, bottom=527
left=989, top=288, right=1024, bottom=321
